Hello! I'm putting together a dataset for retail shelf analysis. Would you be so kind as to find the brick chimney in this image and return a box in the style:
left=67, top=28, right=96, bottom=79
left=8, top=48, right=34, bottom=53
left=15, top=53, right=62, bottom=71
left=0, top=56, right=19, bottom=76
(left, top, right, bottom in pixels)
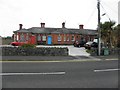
left=19, top=24, right=23, bottom=30
left=79, top=24, right=84, bottom=29
left=41, top=23, right=45, bottom=28
left=62, top=22, right=65, bottom=28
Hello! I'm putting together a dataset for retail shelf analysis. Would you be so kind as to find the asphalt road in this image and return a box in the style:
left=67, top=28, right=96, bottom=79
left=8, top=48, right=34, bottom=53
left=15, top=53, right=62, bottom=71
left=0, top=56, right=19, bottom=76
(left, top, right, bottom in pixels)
left=1, top=60, right=119, bottom=88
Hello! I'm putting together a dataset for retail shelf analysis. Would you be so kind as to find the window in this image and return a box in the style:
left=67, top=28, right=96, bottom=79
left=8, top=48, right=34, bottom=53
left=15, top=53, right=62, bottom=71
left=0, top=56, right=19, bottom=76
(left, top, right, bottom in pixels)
left=37, top=35, right=41, bottom=41
left=20, top=33, right=25, bottom=42
left=71, top=35, right=75, bottom=41
left=58, top=35, right=61, bottom=41
left=26, top=33, right=29, bottom=41
left=42, top=35, right=46, bottom=41
left=64, top=35, right=66, bottom=41
left=67, top=36, right=70, bottom=41
left=76, top=35, right=79, bottom=39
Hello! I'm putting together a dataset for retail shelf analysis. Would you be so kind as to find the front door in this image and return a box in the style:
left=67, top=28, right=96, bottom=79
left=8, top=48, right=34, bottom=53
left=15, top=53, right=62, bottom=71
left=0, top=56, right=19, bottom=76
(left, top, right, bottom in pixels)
left=30, top=35, right=36, bottom=44
left=48, top=36, right=52, bottom=45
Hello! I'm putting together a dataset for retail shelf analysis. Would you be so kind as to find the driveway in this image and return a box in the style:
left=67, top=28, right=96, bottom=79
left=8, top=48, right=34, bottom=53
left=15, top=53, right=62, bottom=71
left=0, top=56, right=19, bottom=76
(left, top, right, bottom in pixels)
left=36, top=45, right=90, bottom=56
left=68, top=46, right=90, bottom=56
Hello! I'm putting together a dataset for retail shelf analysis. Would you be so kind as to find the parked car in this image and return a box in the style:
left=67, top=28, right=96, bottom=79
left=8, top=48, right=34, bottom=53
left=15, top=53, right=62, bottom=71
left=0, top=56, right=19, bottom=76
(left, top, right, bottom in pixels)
left=11, top=41, right=29, bottom=46
left=73, top=40, right=86, bottom=47
left=91, top=42, right=98, bottom=48
left=85, top=41, right=103, bottom=50
left=84, top=41, right=93, bottom=49
left=91, top=38, right=104, bottom=48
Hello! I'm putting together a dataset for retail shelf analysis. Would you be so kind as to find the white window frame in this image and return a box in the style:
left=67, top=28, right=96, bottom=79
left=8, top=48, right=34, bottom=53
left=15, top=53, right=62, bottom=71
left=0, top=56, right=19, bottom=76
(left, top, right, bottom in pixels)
left=42, top=35, right=46, bottom=41
left=58, top=34, right=61, bottom=42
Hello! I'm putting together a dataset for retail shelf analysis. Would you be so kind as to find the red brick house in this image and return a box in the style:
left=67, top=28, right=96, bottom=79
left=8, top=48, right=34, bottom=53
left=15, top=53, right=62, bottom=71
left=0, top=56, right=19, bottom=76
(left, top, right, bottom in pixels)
left=13, top=22, right=97, bottom=45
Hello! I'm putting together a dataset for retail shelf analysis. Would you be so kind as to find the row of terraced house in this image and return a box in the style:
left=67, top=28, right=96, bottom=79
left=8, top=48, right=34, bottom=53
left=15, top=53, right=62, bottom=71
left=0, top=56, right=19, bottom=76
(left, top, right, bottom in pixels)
left=13, top=22, right=98, bottom=45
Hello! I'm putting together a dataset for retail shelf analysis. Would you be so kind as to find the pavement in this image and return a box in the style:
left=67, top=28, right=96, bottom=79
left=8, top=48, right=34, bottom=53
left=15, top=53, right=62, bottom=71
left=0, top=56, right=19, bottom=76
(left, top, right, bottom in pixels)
left=93, top=55, right=119, bottom=60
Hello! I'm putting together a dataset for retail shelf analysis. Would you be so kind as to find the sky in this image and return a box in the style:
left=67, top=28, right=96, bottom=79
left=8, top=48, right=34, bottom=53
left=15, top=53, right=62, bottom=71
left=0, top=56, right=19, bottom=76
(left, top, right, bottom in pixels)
left=0, top=0, right=119, bottom=37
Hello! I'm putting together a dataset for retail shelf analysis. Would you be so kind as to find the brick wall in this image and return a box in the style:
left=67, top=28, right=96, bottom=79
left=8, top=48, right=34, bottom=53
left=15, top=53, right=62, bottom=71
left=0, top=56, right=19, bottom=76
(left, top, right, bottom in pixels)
left=51, top=34, right=81, bottom=45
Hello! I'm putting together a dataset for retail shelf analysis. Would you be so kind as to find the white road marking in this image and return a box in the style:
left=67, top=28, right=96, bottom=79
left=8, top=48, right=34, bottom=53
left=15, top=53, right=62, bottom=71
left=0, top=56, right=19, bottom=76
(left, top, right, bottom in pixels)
left=105, top=59, right=118, bottom=60
left=0, top=72, right=66, bottom=76
left=94, top=68, right=120, bottom=72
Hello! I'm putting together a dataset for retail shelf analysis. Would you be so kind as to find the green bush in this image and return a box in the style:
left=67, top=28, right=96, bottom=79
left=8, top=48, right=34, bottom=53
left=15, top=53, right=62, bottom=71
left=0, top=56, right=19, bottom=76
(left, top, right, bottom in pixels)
left=21, top=44, right=36, bottom=48
left=86, top=49, right=94, bottom=53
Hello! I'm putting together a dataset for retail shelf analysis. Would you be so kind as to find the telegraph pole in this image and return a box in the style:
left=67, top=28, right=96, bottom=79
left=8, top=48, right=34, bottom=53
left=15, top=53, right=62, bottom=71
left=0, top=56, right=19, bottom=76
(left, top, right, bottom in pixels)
left=97, top=0, right=101, bottom=56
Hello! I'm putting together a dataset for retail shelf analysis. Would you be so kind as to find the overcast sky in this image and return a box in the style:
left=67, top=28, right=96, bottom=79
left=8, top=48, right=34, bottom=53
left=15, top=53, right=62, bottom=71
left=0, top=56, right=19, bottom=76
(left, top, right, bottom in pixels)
left=0, top=0, right=119, bottom=37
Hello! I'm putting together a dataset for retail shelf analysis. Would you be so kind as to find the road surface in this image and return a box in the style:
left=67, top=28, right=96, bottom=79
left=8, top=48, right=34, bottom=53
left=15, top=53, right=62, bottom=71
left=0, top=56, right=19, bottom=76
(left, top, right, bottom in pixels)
left=1, top=60, right=119, bottom=88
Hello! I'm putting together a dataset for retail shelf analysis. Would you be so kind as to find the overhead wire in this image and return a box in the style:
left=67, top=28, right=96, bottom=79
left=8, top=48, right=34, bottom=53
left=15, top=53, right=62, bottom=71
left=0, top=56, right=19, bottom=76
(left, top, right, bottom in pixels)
left=85, top=5, right=97, bottom=26
left=85, top=0, right=118, bottom=28
left=100, top=0, right=118, bottom=14
left=100, top=2, right=112, bottom=21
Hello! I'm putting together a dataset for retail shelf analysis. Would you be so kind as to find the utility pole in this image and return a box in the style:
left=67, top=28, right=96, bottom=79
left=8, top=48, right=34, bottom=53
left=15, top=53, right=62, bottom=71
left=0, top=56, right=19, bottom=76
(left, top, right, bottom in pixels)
left=97, top=0, right=101, bottom=56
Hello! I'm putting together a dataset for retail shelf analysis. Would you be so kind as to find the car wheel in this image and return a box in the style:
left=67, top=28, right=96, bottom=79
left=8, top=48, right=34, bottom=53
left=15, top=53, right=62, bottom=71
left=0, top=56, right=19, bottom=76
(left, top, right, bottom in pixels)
left=11, top=44, right=16, bottom=46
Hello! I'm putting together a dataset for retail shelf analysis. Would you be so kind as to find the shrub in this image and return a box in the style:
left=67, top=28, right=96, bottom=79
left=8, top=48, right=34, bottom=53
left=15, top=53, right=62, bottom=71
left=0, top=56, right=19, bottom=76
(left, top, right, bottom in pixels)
left=86, top=49, right=94, bottom=53
left=21, top=44, right=36, bottom=48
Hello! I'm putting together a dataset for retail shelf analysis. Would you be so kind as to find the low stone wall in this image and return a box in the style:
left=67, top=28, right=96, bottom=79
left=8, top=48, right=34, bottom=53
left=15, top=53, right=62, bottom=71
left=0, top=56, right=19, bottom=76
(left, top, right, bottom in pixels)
left=90, top=48, right=119, bottom=56
left=2, top=47, right=69, bottom=56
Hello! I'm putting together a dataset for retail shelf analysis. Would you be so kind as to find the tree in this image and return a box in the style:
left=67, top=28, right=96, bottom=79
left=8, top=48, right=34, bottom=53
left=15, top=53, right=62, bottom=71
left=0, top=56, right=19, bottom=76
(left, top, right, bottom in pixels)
left=100, top=21, right=116, bottom=48
left=114, top=24, right=120, bottom=47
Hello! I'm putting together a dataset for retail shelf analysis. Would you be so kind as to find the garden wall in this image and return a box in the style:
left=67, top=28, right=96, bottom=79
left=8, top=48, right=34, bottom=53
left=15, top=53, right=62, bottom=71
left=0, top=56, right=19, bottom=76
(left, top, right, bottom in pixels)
left=2, top=47, right=69, bottom=56
left=90, top=48, right=119, bottom=56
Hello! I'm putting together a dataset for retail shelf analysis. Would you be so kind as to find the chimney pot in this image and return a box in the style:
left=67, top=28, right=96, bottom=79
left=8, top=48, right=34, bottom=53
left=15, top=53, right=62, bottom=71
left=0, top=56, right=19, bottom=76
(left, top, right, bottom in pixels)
left=79, top=24, right=84, bottom=29
left=62, top=22, right=65, bottom=28
left=19, top=24, right=23, bottom=30
left=41, top=23, right=45, bottom=28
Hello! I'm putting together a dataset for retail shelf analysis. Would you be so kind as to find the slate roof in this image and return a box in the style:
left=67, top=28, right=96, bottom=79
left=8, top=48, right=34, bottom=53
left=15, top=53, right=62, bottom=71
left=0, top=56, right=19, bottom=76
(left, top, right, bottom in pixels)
left=14, top=27, right=97, bottom=35
left=14, top=29, right=30, bottom=33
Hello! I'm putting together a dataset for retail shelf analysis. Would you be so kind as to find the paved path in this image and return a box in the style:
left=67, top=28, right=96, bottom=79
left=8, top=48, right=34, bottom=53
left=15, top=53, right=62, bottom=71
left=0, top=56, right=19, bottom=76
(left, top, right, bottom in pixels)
left=68, top=46, right=90, bottom=56
left=37, top=45, right=90, bottom=56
